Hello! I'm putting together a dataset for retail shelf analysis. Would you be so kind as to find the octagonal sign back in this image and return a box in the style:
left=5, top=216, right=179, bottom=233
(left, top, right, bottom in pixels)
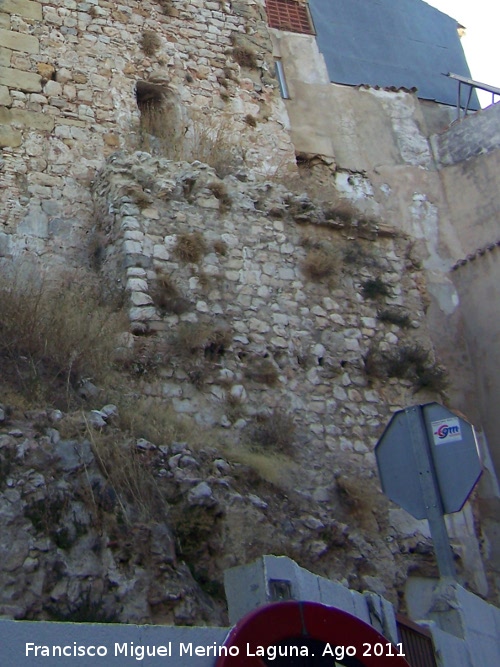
left=375, top=403, right=482, bottom=519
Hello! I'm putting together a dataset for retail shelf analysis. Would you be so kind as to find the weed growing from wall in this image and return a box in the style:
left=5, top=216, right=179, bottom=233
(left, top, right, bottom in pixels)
left=212, top=239, right=228, bottom=256
left=244, top=357, right=280, bottom=386
left=173, top=322, right=231, bottom=360
left=243, top=409, right=295, bottom=454
left=300, top=235, right=342, bottom=282
left=138, top=106, right=243, bottom=177
left=0, top=267, right=126, bottom=407
left=157, top=0, right=174, bottom=15
left=207, top=182, right=232, bottom=212
left=377, top=307, right=412, bottom=328
left=88, top=427, right=168, bottom=523
left=174, top=231, right=207, bottom=264
left=232, top=45, right=258, bottom=69
left=151, top=271, right=190, bottom=315
left=361, top=277, right=391, bottom=300
left=365, top=343, right=447, bottom=393
left=140, top=30, right=161, bottom=56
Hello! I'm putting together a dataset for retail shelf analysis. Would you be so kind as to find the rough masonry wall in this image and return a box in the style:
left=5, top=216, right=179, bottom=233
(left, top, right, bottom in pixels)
left=0, top=0, right=294, bottom=266
left=433, top=102, right=500, bottom=254
left=271, top=30, right=500, bottom=441
left=89, top=150, right=487, bottom=597
left=432, top=101, right=500, bottom=492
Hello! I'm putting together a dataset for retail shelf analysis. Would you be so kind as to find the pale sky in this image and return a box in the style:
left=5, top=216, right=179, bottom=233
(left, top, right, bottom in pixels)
left=425, top=0, right=500, bottom=106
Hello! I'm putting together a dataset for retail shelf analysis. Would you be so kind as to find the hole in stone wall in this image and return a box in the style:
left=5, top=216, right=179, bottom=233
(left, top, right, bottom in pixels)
left=135, top=79, right=187, bottom=157
left=135, top=80, right=167, bottom=112
left=135, top=80, right=170, bottom=142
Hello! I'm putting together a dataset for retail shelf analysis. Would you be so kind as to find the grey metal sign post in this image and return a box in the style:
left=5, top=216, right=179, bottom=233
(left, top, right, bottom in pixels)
left=375, top=403, right=482, bottom=580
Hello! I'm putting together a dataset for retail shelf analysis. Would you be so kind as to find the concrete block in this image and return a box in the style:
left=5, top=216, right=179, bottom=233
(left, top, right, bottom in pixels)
left=224, top=558, right=268, bottom=625
left=317, top=577, right=370, bottom=624
left=0, top=0, right=42, bottom=21
left=0, top=12, right=10, bottom=29
left=0, top=65, right=41, bottom=92
left=364, top=592, right=398, bottom=645
left=427, top=625, right=473, bottom=667
left=226, top=555, right=385, bottom=631
left=290, top=566, right=322, bottom=604
left=0, top=27, right=39, bottom=53
left=455, top=585, right=500, bottom=635
left=0, top=621, right=229, bottom=666
left=0, top=125, right=21, bottom=146
left=405, top=576, right=438, bottom=620
left=262, top=555, right=300, bottom=593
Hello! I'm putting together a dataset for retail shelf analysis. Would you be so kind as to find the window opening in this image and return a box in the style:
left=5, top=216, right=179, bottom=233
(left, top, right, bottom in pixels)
left=266, top=0, right=315, bottom=35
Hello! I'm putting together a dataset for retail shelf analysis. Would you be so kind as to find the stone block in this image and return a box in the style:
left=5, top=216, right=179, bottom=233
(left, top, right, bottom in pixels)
left=0, top=65, right=41, bottom=92
left=17, top=206, right=49, bottom=237
left=56, top=117, right=86, bottom=127
left=0, top=231, right=11, bottom=255
left=0, top=13, right=10, bottom=29
left=0, top=106, right=54, bottom=130
left=0, top=27, right=39, bottom=53
left=0, top=83, right=10, bottom=105
left=0, top=0, right=42, bottom=21
left=0, top=45, right=10, bottom=66
left=0, top=125, right=21, bottom=146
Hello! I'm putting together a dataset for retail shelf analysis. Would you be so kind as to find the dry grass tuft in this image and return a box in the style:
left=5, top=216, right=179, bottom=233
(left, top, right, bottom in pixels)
left=301, top=247, right=339, bottom=282
left=232, top=45, right=258, bottom=69
left=243, top=410, right=295, bottom=454
left=223, top=444, right=296, bottom=487
left=157, top=0, right=175, bottom=15
left=138, top=107, right=242, bottom=178
left=173, top=322, right=232, bottom=361
left=118, top=397, right=195, bottom=446
left=244, top=114, right=257, bottom=128
left=324, top=200, right=360, bottom=225
left=213, top=239, right=228, bottom=256
left=0, top=268, right=126, bottom=406
left=140, top=30, right=161, bottom=56
left=88, top=428, right=167, bottom=523
left=365, top=343, right=447, bottom=392
left=207, top=182, right=232, bottom=212
left=174, top=231, right=206, bottom=264
left=151, top=271, right=190, bottom=315
left=244, top=358, right=279, bottom=386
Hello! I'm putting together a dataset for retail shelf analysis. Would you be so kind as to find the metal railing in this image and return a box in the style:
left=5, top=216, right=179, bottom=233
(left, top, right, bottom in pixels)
left=446, top=72, right=500, bottom=120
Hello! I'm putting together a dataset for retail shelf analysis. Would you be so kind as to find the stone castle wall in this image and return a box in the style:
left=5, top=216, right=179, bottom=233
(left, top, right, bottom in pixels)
left=87, top=149, right=488, bottom=596
left=0, top=0, right=496, bottom=604
left=0, top=0, right=294, bottom=265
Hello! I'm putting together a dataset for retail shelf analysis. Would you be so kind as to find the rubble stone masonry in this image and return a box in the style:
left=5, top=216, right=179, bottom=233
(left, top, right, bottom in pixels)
left=0, top=0, right=294, bottom=259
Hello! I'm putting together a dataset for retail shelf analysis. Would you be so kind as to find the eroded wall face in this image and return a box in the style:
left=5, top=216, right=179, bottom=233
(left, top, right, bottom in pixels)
left=436, top=104, right=500, bottom=480
left=452, top=252, right=500, bottom=475
left=273, top=31, right=500, bottom=583
left=0, top=0, right=295, bottom=264
left=434, top=104, right=500, bottom=254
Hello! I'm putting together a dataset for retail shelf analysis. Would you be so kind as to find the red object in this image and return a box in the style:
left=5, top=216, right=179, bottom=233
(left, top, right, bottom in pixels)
left=265, top=0, right=314, bottom=35
left=216, top=601, right=411, bottom=666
